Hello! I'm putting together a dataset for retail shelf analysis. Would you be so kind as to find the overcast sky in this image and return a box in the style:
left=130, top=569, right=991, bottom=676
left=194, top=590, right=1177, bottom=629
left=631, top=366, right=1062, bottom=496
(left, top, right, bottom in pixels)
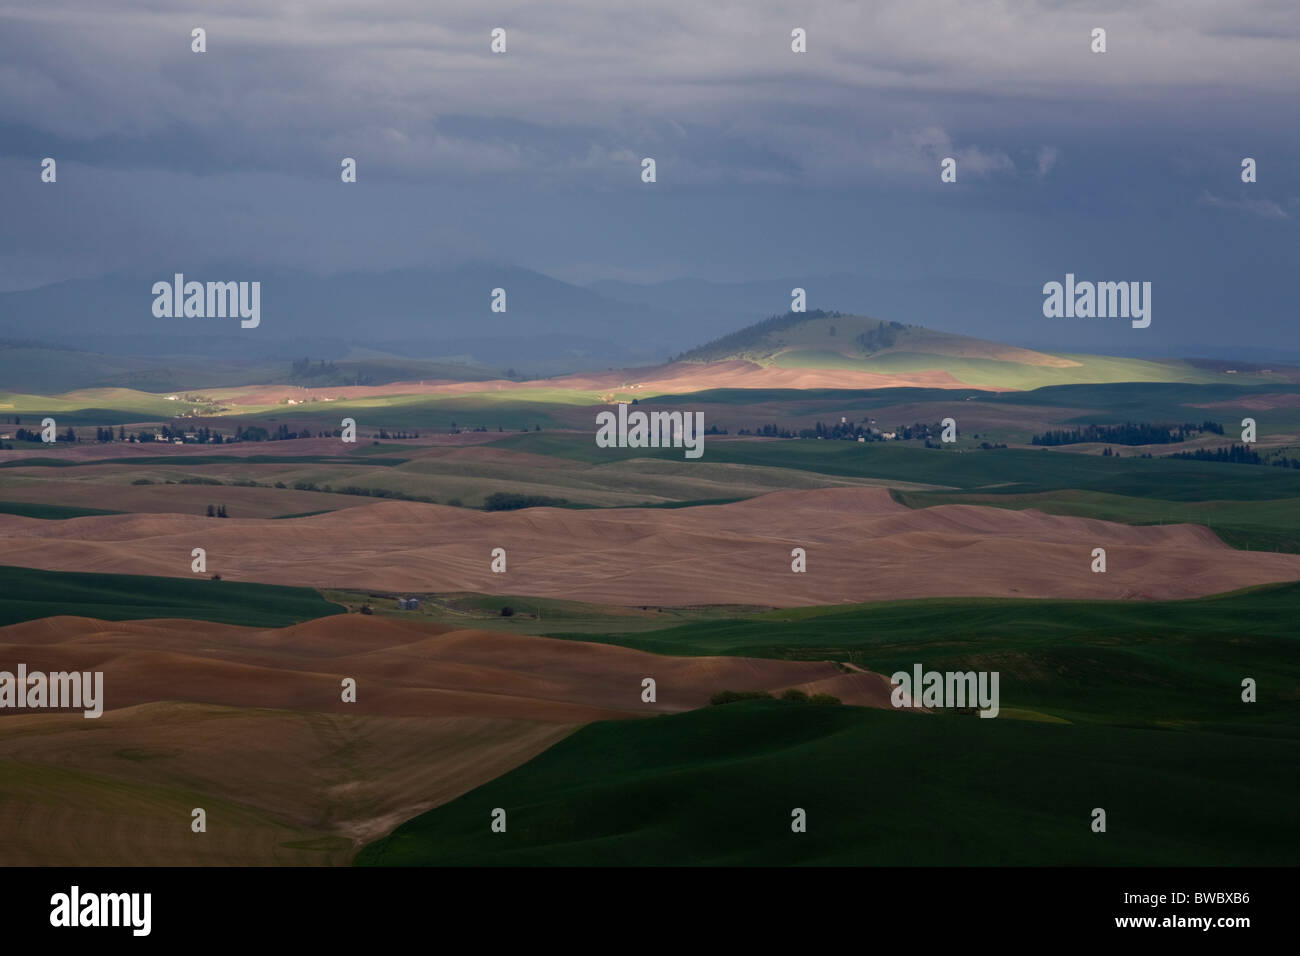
left=1, top=0, right=1296, bottom=352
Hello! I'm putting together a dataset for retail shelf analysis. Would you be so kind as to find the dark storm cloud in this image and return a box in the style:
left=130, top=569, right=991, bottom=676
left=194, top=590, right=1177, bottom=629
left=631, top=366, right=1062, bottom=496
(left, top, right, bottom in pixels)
left=0, top=0, right=1294, bottom=356
left=4, top=0, right=1294, bottom=182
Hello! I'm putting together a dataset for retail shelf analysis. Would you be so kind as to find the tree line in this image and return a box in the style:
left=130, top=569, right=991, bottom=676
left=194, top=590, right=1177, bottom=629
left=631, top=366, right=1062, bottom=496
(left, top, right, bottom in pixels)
left=1168, top=444, right=1300, bottom=468
left=733, top=420, right=944, bottom=441
left=675, top=309, right=847, bottom=362
left=1033, top=421, right=1223, bottom=446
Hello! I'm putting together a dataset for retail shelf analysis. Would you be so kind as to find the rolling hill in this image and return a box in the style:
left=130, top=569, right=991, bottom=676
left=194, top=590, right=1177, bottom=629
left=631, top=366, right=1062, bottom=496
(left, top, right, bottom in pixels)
left=676, top=311, right=1294, bottom=389
left=0, top=612, right=892, bottom=864
left=4, top=488, right=1300, bottom=605
left=356, top=699, right=1300, bottom=866
left=8, top=300, right=1300, bottom=401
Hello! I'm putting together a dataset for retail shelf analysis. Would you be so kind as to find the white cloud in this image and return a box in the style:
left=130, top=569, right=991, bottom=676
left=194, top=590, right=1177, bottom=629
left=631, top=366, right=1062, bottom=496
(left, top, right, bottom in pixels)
left=1035, top=146, right=1060, bottom=179
left=1200, top=191, right=1291, bottom=220
left=866, top=126, right=1015, bottom=180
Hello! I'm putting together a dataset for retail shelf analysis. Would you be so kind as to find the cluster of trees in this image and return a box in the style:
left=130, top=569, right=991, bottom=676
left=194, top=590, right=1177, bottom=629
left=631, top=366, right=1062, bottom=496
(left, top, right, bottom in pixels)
left=1167, top=444, right=1299, bottom=468
left=290, top=358, right=338, bottom=379
left=1169, top=444, right=1260, bottom=464
left=204, top=504, right=229, bottom=518
left=855, top=320, right=905, bottom=354
left=893, top=422, right=938, bottom=441
left=286, top=479, right=437, bottom=503
left=337, top=485, right=436, bottom=501
left=76, top=424, right=328, bottom=444
left=675, top=309, right=847, bottom=362
left=228, top=425, right=335, bottom=442
left=16, top=422, right=531, bottom=444
left=11, top=426, right=77, bottom=442
left=736, top=421, right=876, bottom=440
left=802, top=420, right=878, bottom=440
left=99, top=425, right=198, bottom=443
left=449, top=423, right=541, bottom=434
left=288, top=358, right=375, bottom=386
left=9, top=422, right=305, bottom=447
left=1033, top=421, right=1223, bottom=446
left=736, top=423, right=800, bottom=438
left=482, top=492, right=572, bottom=511
left=732, top=420, right=945, bottom=442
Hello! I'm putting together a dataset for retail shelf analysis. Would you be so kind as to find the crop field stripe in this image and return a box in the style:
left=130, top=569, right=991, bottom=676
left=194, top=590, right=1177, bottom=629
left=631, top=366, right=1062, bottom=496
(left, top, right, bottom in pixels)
left=0, top=500, right=126, bottom=519
left=0, top=565, right=345, bottom=628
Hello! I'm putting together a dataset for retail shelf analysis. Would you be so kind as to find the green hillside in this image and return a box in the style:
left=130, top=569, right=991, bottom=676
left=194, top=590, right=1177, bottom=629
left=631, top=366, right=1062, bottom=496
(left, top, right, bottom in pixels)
left=0, top=501, right=125, bottom=519
left=0, top=565, right=344, bottom=627
left=549, top=583, right=1300, bottom=726
left=675, top=310, right=1286, bottom=388
left=359, top=581, right=1300, bottom=866
left=356, top=700, right=1300, bottom=866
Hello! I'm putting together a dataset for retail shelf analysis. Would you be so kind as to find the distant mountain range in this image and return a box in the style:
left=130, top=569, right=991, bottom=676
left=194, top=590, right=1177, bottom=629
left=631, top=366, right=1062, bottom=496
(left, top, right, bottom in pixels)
left=3, top=263, right=1298, bottom=390
left=0, top=264, right=729, bottom=369
left=3, top=304, right=1298, bottom=395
